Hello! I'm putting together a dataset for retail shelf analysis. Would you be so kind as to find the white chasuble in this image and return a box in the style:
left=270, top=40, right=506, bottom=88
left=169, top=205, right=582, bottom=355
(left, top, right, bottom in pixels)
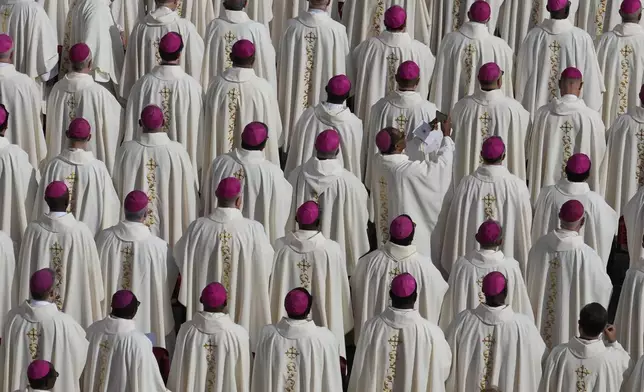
left=526, top=229, right=612, bottom=351
left=113, top=133, right=199, bottom=248
left=119, top=6, right=204, bottom=100
left=440, top=164, right=533, bottom=274
left=95, top=221, right=177, bottom=349
left=17, top=213, right=104, bottom=328
left=270, top=230, right=353, bottom=357
left=286, top=157, right=369, bottom=276
left=270, top=0, right=300, bottom=48
left=251, top=318, right=343, bottom=392
left=35, top=0, right=69, bottom=46
left=439, top=249, right=534, bottom=330
left=349, top=307, right=451, bottom=392
left=176, top=0, right=215, bottom=38
left=430, top=22, right=515, bottom=114
left=350, top=243, right=448, bottom=342
left=110, top=0, right=153, bottom=41
left=202, top=67, right=283, bottom=172
left=349, top=31, right=434, bottom=121
left=532, top=179, right=618, bottom=266
left=624, top=187, right=644, bottom=263
left=0, top=64, right=46, bottom=168
left=496, top=0, right=534, bottom=53
left=45, top=73, right=123, bottom=173
left=445, top=304, right=545, bottom=392
left=168, top=312, right=251, bottom=392
left=451, top=88, right=530, bottom=183
left=516, top=18, right=605, bottom=115
left=538, top=338, right=630, bottom=392
left=526, top=95, right=606, bottom=204
left=0, top=301, right=88, bottom=392
left=0, top=230, right=16, bottom=332
left=614, top=257, right=644, bottom=360
left=34, top=149, right=120, bottom=236
left=603, top=0, right=644, bottom=36
left=202, top=148, right=291, bottom=244
left=174, top=207, right=274, bottom=347
left=285, top=103, right=363, bottom=179
left=622, top=352, right=644, bottom=391
left=82, top=316, right=169, bottom=392
left=201, top=9, right=276, bottom=91
left=277, top=10, right=349, bottom=150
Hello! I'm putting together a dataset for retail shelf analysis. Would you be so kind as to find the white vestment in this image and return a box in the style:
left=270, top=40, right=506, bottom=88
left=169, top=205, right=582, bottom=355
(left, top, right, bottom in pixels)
left=17, top=213, right=104, bottom=328
left=439, top=249, right=534, bottom=330
left=119, top=6, right=204, bottom=100
left=624, top=187, right=644, bottom=263
left=349, top=307, right=451, bottom=392
left=174, top=207, right=273, bottom=347
left=440, top=164, right=533, bottom=274
left=350, top=242, right=448, bottom=342
left=176, top=0, right=215, bottom=37
left=451, top=88, right=530, bottom=183
left=113, top=132, right=199, bottom=247
left=526, top=229, right=613, bottom=351
left=532, top=179, right=618, bottom=265
left=34, top=149, right=120, bottom=236
left=286, top=157, right=369, bottom=275
left=603, top=0, right=644, bottom=34
left=251, top=318, right=343, bottom=392
left=445, top=303, right=545, bottom=392
left=45, top=73, right=123, bottom=173
left=622, top=352, right=644, bottom=391
left=269, top=0, right=300, bottom=48
left=526, top=95, right=607, bottom=204
left=277, top=10, right=349, bottom=150
left=350, top=31, right=435, bottom=121
left=110, top=0, right=153, bottom=41
left=202, top=67, right=283, bottom=171
left=168, top=312, right=250, bottom=392
left=430, top=21, right=515, bottom=114
left=95, top=221, right=177, bottom=348
left=270, top=230, right=352, bottom=357
left=0, top=230, right=15, bottom=332
left=0, top=301, right=88, bottom=392
left=36, top=0, right=69, bottom=45
left=539, top=338, right=630, bottom=392
left=496, top=0, right=533, bottom=53
left=285, top=102, right=363, bottom=178
left=81, top=316, right=169, bottom=392
left=614, top=256, right=644, bottom=360
left=516, top=18, right=605, bottom=115
left=202, top=148, right=291, bottom=243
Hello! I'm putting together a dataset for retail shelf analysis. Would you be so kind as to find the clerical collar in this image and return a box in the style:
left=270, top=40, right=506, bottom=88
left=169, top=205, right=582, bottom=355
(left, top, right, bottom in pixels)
left=221, top=9, right=250, bottom=24
left=614, top=22, right=644, bottom=37
left=473, top=88, right=504, bottom=104
left=307, top=8, right=327, bottom=14
left=321, top=101, right=346, bottom=114
left=30, top=299, right=54, bottom=308
left=383, top=242, right=417, bottom=261
left=458, top=21, right=489, bottom=39
left=222, top=67, right=256, bottom=83
left=48, top=211, right=68, bottom=218
left=235, top=148, right=265, bottom=164
left=540, top=18, right=573, bottom=34
left=139, top=132, right=170, bottom=146
left=152, top=64, right=185, bottom=80
left=0, top=62, right=11, bottom=68
left=555, top=178, right=590, bottom=196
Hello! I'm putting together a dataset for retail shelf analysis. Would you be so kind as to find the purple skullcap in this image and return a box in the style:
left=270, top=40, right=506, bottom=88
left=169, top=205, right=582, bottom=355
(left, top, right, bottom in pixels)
left=69, top=43, right=91, bottom=63
left=159, top=32, right=183, bottom=54
left=296, top=201, right=320, bottom=225
left=111, top=290, right=135, bottom=309
left=27, top=360, right=52, bottom=380
left=201, top=282, right=227, bottom=308
left=124, top=190, right=149, bottom=213
left=475, top=220, right=502, bottom=246
left=481, top=136, right=505, bottom=161
left=396, top=61, right=420, bottom=81
left=621, top=0, right=642, bottom=14
left=639, top=84, right=644, bottom=102
left=315, top=129, right=340, bottom=153
left=0, top=34, right=13, bottom=54
left=566, top=153, right=591, bottom=174
left=547, top=0, right=569, bottom=11
left=241, top=122, right=268, bottom=146
left=478, top=62, right=502, bottom=83
left=561, top=67, right=582, bottom=80
left=67, top=118, right=91, bottom=139
left=327, top=75, right=351, bottom=96
left=391, top=273, right=417, bottom=297
left=45, top=181, right=68, bottom=199
left=470, top=0, right=492, bottom=22
left=284, top=288, right=310, bottom=317
left=375, top=129, right=392, bottom=153
left=215, top=177, right=242, bottom=199
left=0, top=104, right=8, bottom=127
left=384, top=5, right=406, bottom=29
left=30, top=268, right=55, bottom=295
left=559, top=199, right=585, bottom=223
left=231, top=39, right=255, bottom=59
left=390, top=215, right=414, bottom=240
left=140, top=105, right=165, bottom=130
left=482, top=271, right=507, bottom=296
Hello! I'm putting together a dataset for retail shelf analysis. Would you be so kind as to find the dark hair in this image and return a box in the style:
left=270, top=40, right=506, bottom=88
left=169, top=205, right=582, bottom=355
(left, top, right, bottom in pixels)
left=565, top=168, right=591, bottom=183
left=112, top=298, right=140, bottom=320
left=0, top=103, right=10, bottom=131
left=159, top=44, right=183, bottom=62
left=241, top=140, right=267, bottom=151
left=231, top=54, right=255, bottom=67
left=390, top=289, right=417, bottom=308
left=326, top=91, right=350, bottom=104
left=484, top=286, right=508, bottom=307
left=31, top=290, right=50, bottom=301
left=389, top=214, right=415, bottom=246
left=29, top=367, right=58, bottom=389
left=45, top=195, right=69, bottom=212
left=579, top=302, right=608, bottom=337
left=482, top=155, right=504, bottom=165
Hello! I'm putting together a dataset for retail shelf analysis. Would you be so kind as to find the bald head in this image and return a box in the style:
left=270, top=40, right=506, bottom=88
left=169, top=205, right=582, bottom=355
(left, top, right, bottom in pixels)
left=382, top=127, right=406, bottom=154
left=559, top=77, right=583, bottom=97
left=224, top=0, right=247, bottom=10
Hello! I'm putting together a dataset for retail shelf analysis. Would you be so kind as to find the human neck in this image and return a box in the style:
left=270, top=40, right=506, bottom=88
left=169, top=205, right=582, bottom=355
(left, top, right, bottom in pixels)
left=160, top=60, right=180, bottom=66
left=233, top=63, right=253, bottom=69
left=0, top=58, right=10, bottom=65
left=69, top=143, right=86, bottom=149
left=579, top=333, right=600, bottom=341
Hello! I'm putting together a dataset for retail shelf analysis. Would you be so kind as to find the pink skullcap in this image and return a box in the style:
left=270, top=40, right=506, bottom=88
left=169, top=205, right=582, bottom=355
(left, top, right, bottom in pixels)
left=140, top=105, right=164, bottom=130
left=469, top=0, right=492, bottom=22
left=111, top=290, right=135, bottom=309
left=201, top=282, right=227, bottom=308
left=559, top=199, right=585, bottom=223
left=547, top=0, right=569, bottom=11
left=284, top=288, right=310, bottom=317
left=0, top=104, right=7, bottom=126
left=27, top=360, right=52, bottom=380
left=29, top=268, right=55, bottom=294
left=478, top=62, right=502, bottom=83
left=44, top=181, right=68, bottom=199
left=159, top=32, right=183, bottom=54
left=0, top=34, right=12, bottom=53
left=384, top=5, right=406, bottom=29
left=566, top=153, right=591, bottom=174
left=231, top=39, right=255, bottom=59
left=315, top=129, right=340, bottom=153
left=376, top=129, right=392, bottom=152
left=327, top=74, right=351, bottom=96
left=241, top=122, right=268, bottom=146
left=475, top=220, right=502, bottom=245
left=124, top=190, right=149, bottom=213
left=396, top=61, right=420, bottom=81
left=621, top=0, right=642, bottom=13
left=561, top=67, right=582, bottom=80
left=481, top=136, right=505, bottom=161
left=69, top=42, right=90, bottom=63
left=391, top=273, right=417, bottom=297
left=482, top=271, right=507, bottom=296
left=390, top=215, right=414, bottom=240
left=215, top=177, right=242, bottom=199
left=67, top=117, right=91, bottom=139
left=296, top=201, right=319, bottom=225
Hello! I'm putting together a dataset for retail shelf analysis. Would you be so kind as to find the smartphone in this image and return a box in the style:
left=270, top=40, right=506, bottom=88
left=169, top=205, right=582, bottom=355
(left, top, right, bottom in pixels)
left=430, top=111, right=448, bottom=127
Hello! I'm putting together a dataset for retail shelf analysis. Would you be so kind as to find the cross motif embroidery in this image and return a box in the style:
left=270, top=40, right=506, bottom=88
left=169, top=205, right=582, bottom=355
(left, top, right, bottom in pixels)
left=223, top=31, right=237, bottom=70
left=233, top=167, right=245, bottom=181
left=479, top=112, right=491, bottom=138
left=120, top=247, right=134, bottom=290
left=204, top=339, right=217, bottom=390
left=595, top=0, right=607, bottom=37
left=96, top=340, right=111, bottom=390
left=219, top=231, right=233, bottom=291
left=144, top=159, right=158, bottom=228
left=383, top=332, right=401, bottom=392
left=378, top=176, right=389, bottom=244
left=618, top=45, right=633, bottom=116
left=636, top=129, right=644, bottom=186
left=284, top=347, right=300, bottom=391
left=285, top=347, right=300, bottom=360
left=542, top=258, right=560, bottom=349
left=226, top=88, right=240, bottom=151
left=159, top=87, right=172, bottom=131
left=575, top=365, right=591, bottom=392
left=371, top=0, right=385, bottom=36
left=464, top=44, right=477, bottom=91
left=27, top=328, right=40, bottom=360
left=302, top=32, right=318, bottom=108
left=50, top=242, right=64, bottom=310
left=386, top=53, right=399, bottom=93
left=388, top=266, right=401, bottom=279
left=483, top=193, right=497, bottom=219
left=479, top=333, right=496, bottom=389
left=153, top=38, right=161, bottom=64
left=452, top=0, right=462, bottom=31
left=548, top=41, right=562, bottom=100
left=0, top=8, right=11, bottom=32
left=530, top=0, right=541, bottom=25
left=560, top=121, right=573, bottom=175
left=395, top=114, right=408, bottom=131
left=66, top=95, right=77, bottom=123
left=65, top=172, right=76, bottom=213
left=297, top=259, right=312, bottom=289
left=476, top=276, right=485, bottom=303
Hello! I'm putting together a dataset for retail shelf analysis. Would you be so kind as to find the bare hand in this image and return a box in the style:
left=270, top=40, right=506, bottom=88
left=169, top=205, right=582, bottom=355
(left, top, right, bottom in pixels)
left=441, top=115, right=452, bottom=138
left=603, top=325, right=617, bottom=343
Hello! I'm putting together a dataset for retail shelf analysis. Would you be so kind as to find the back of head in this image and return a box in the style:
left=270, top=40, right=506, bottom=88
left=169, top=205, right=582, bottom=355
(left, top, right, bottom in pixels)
left=468, top=1, right=491, bottom=24
left=284, top=288, right=313, bottom=319
left=325, top=74, right=351, bottom=104
left=389, top=273, right=417, bottom=308
left=158, top=32, right=184, bottom=63
left=241, top=122, right=268, bottom=151
left=231, top=39, right=256, bottom=67
left=578, top=302, right=607, bottom=338
left=69, top=43, right=92, bottom=72
left=478, top=62, right=503, bottom=91
left=111, top=290, right=140, bottom=319
left=482, top=271, right=508, bottom=306
left=44, top=181, right=70, bottom=212
left=123, top=190, right=149, bottom=222
left=139, top=105, right=165, bottom=133
left=215, top=177, right=242, bottom=208
left=27, top=360, right=57, bottom=390
left=565, top=153, right=591, bottom=183
left=559, top=67, right=583, bottom=96
left=389, top=214, right=415, bottom=245
left=620, top=0, right=642, bottom=23
left=0, top=34, right=13, bottom=63
left=200, top=282, right=228, bottom=312
left=395, top=61, right=420, bottom=90
left=375, top=127, right=405, bottom=155
left=308, top=0, right=330, bottom=10
left=223, top=0, right=247, bottom=11
left=547, top=0, right=571, bottom=19
left=559, top=199, right=585, bottom=231
left=383, top=5, right=406, bottom=32
left=66, top=117, right=92, bottom=145
left=315, top=129, right=341, bottom=159
left=296, top=201, right=321, bottom=230
left=480, top=136, right=506, bottom=164
left=475, top=220, right=503, bottom=249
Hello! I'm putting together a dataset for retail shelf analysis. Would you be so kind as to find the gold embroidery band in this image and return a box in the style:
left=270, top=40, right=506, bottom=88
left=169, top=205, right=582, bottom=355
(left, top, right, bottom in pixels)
left=452, top=0, right=462, bottom=31
left=548, top=41, right=561, bottom=100
left=285, top=347, right=300, bottom=392
left=560, top=121, right=573, bottom=175
left=464, top=44, right=477, bottom=91
left=386, top=53, right=399, bottom=94
left=159, top=87, right=172, bottom=132
left=479, top=334, right=495, bottom=390
left=50, top=242, right=65, bottom=310
left=595, top=0, right=607, bottom=37
left=618, top=45, right=633, bottom=116
left=575, top=365, right=591, bottom=392
left=0, top=8, right=11, bottom=32
left=219, top=231, right=233, bottom=291
left=379, top=176, right=389, bottom=244
left=144, top=158, right=158, bottom=228
left=637, top=129, right=644, bottom=186
left=372, top=0, right=385, bottom=36
left=302, top=32, right=318, bottom=109
left=227, top=89, right=240, bottom=151
left=382, top=332, right=400, bottom=391
left=120, top=246, right=134, bottom=290
left=204, top=340, right=217, bottom=391
left=27, top=327, right=41, bottom=360
left=297, top=259, right=312, bottom=289
left=483, top=193, right=496, bottom=220
left=96, top=340, right=111, bottom=390
left=542, top=258, right=560, bottom=349
left=479, top=112, right=491, bottom=163
left=65, top=171, right=76, bottom=213
left=223, top=32, right=237, bottom=70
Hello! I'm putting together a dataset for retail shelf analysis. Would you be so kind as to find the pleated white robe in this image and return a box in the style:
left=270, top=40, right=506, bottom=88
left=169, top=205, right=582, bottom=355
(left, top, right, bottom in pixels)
left=430, top=22, right=515, bottom=114
left=445, top=304, right=546, bottom=392
left=17, top=213, right=105, bottom=328
left=168, top=312, right=250, bottom=392
left=36, top=0, right=69, bottom=46
left=270, top=0, right=300, bottom=48
left=496, top=0, right=533, bottom=53
left=95, top=221, right=177, bottom=349
left=176, top=0, right=215, bottom=37
left=34, top=149, right=120, bottom=236
left=110, top=0, right=153, bottom=41
left=0, top=230, right=16, bottom=334
left=622, top=352, right=644, bottom=391
left=602, top=0, right=644, bottom=35
left=349, top=307, right=451, bottom=392
left=270, top=230, right=353, bottom=357
left=526, top=229, right=612, bottom=351
left=113, top=133, right=199, bottom=247
left=350, top=242, right=448, bottom=342
left=202, top=148, right=291, bottom=243
left=624, top=187, right=644, bottom=262
left=0, top=301, right=88, bottom=392
left=614, top=256, right=644, bottom=360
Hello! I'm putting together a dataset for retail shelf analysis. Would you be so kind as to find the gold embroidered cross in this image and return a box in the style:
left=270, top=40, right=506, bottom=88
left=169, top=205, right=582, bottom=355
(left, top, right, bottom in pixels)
left=285, top=347, right=300, bottom=359
left=483, top=193, right=497, bottom=219
left=121, top=247, right=134, bottom=258
left=219, top=231, right=232, bottom=241
left=304, top=32, right=318, bottom=44
left=65, top=171, right=76, bottom=184
left=146, top=158, right=158, bottom=172
left=476, top=276, right=485, bottom=302
left=637, top=129, right=644, bottom=141
left=548, top=41, right=561, bottom=52
left=483, top=194, right=496, bottom=205
left=27, top=328, right=40, bottom=359
left=66, top=95, right=77, bottom=122
left=50, top=242, right=64, bottom=256
left=204, top=340, right=216, bottom=354
left=27, top=328, right=39, bottom=341
left=482, top=335, right=495, bottom=347
left=395, top=114, right=408, bottom=131
left=388, top=266, right=401, bottom=278
left=227, top=88, right=240, bottom=102
left=297, top=259, right=311, bottom=271
left=386, top=53, right=399, bottom=66
left=621, top=45, right=634, bottom=57
left=0, top=8, right=11, bottom=32
left=464, top=44, right=476, bottom=57
left=560, top=121, right=573, bottom=133
left=575, top=365, right=591, bottom=378
left=153, top=38, right=161, bottom=63
left=159, top=87, right=172, bottom=102
left=549, top=258, right=560, bottom=269
left=387, top=334, right=400, bottom=348
left=99, top=340, right=111, bottom=351
left=479, top=112, right=491, bottom=127
left=224, top=31, right=237, bottom=45
left=234, top=168, right=245, bottom=181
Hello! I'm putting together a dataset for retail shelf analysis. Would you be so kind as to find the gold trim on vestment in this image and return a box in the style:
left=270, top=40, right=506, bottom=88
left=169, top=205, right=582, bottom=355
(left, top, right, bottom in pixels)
left=204, top=339, right=217, bottom=391
left=483, top=193, right=497, bottom=220
left=303, top=32, right=318, bottom=109
left=479, top=334, right=496, bottom=390
left=50, top=242, right=65, bottom=310
left=27, top=327, right=40, bottom=360
left=285, top=347, right=300, bottom=392
left=560, top=121, right=573, bottom=175
left=379, top=176, right=389, bottom=244
left=219, top=231, right=233, bottom=291
left=382, top=332, right=400, bottom=391
left=548, top=41, right=561, bottom=101
left=464, top=44, right=477, bottom=91
left=223, top=31, right=237, bottom=70
left=226, top=88, right=240, bottom=151
left=619, top=45, right=633, bottom=116
left=120, top=246, right=134, bottom=290
left=159, top=87, right=173, bottom=132
left=144, top=158, right=158, bottom=228
left=542, top=258, right=560, bottom=350
left=96, top=340, right=111, bottom=390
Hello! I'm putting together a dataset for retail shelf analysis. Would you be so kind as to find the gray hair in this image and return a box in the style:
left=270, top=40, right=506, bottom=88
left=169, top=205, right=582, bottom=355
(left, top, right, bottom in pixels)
left=125, top=209, right=146, bottom=222
left=71, top=57, right=91, bottom=72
